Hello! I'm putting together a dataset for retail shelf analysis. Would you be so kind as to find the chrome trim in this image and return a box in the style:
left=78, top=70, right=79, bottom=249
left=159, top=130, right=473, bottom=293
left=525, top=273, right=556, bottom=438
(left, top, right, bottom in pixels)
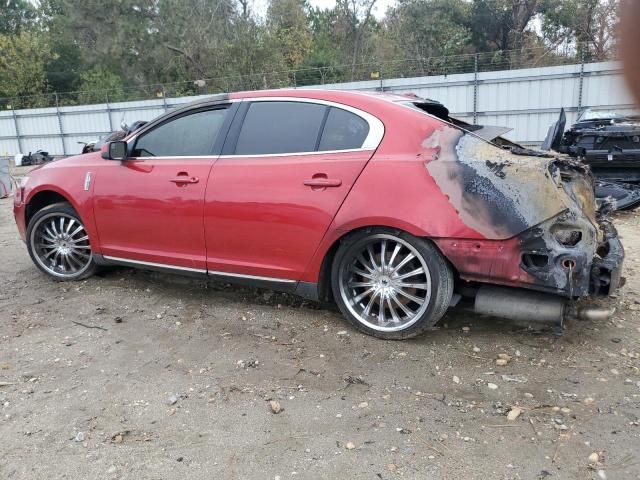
left=217, top=147, right=371, bottom=159
left=208, top=270, right=297, bottom=283
left=103, top=255, right=207, bottom=274
left=124, top=96, right=385, bottom=159
left=102, top=255, right=297, bottom=284
left=83, top=172, right=92, bottom=191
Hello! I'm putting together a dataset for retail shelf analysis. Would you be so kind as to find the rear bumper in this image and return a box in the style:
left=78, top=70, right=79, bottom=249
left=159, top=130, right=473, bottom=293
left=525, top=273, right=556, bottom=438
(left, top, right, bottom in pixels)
left=590, top=220, right=625, bottom=296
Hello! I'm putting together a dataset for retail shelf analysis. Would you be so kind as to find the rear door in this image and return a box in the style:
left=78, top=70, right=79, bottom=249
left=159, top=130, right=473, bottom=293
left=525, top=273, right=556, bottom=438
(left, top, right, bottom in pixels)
left=204, top=99, right=383, bottom=280
left=93, top=104, right=235, bottom=270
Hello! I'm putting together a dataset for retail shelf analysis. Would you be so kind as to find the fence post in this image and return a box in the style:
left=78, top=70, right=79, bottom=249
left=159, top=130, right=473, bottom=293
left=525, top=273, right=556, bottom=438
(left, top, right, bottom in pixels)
left=11, top=107, right=23, bottom=155
left=162, top=87, right=169, bottom=112
left=105, top=92, right=114, bottom=132
left=55, top=93, right=67, bottom=156
left=473, top=53, right=479, bottom=125
left=577, top=51, right=586, bottom=114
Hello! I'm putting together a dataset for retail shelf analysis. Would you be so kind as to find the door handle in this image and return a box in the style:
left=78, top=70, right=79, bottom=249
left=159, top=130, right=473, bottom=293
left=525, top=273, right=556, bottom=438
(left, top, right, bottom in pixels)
left=170, top=175, right=199, bottom=184
left=303, top=178, right=342, bottom=188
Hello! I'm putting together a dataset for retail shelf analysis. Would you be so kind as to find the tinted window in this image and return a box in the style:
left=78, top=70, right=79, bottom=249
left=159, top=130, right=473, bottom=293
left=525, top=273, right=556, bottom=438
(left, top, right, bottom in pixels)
left=134, top=108, right=227, bottom=157
left=235, top=101, right=326, bottom=155
left=318, top=107, right=369, bottom=151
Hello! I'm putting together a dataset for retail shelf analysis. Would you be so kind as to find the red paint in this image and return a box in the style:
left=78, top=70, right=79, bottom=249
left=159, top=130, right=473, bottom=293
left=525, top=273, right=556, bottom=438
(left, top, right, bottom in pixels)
left=13, top=89, right=541, bottom=291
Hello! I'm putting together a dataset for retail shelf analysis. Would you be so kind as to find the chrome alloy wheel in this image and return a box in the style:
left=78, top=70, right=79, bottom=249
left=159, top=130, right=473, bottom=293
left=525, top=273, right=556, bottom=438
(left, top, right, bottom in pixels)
left=338, top=234, right=432, bottom=332
left=30, top=212, right=93, bottom=278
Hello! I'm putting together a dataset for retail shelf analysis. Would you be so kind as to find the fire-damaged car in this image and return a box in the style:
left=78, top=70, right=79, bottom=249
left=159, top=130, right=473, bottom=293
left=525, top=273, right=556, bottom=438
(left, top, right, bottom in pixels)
left=543, top=108, right=640, bottom=211
left=13, top=90, right=623, bottom=339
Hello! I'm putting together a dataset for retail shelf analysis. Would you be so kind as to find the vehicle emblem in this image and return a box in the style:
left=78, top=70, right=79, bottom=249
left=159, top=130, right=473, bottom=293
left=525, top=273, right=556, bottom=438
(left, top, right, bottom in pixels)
left=84, top=172, right=93, bottom=191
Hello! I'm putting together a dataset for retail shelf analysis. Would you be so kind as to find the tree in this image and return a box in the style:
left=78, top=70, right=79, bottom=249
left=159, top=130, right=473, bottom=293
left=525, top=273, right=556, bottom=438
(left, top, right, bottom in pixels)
left=0, top=0, right=36, bottom=34
left=383, top=0, right=472, bottom=76
left=467, top=0, right=540, bottom=52
left=539, top=0, right=619, bottom=61
left=77, top=68, right=125, bottom=104
left=267, top=0, right=312, bottom=69
left=0, top=32, right=50, bottom=107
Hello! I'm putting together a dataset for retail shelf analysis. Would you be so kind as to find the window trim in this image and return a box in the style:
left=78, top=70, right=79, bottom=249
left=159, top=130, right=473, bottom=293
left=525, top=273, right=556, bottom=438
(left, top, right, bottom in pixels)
left=126, top=102, right=237, bottom=159
left=222, top=97, right=385, bottom=157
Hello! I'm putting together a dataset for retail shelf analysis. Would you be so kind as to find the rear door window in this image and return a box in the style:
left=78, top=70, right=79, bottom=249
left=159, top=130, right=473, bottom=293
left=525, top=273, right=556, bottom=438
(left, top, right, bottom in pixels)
left=318, top=107, right=370, bottom=151
left=133, top=108, right=227, bottom=157
left=234, top=101, right=327, bottom=155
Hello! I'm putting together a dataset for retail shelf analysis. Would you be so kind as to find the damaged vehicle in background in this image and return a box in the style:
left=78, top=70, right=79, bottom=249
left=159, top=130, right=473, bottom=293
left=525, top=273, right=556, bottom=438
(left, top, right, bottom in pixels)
left=543, top=108, right=640, bottom=211
left=13, top=90, right=623, bottom=339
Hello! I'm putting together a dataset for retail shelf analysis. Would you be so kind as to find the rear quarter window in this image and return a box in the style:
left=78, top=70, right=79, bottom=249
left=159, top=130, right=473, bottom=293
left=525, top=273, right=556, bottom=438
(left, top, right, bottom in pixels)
left=318, top=107, right=369, bottom=151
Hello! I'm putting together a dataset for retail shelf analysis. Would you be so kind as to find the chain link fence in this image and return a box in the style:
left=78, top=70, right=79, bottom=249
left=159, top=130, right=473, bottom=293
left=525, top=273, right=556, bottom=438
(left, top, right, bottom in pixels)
left=0, top=44, right=616, bottom=111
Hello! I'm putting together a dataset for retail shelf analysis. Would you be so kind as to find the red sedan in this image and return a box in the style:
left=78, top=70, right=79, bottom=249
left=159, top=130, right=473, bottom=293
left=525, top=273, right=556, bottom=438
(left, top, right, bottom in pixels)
left=13, top=90, right=624, bottom=338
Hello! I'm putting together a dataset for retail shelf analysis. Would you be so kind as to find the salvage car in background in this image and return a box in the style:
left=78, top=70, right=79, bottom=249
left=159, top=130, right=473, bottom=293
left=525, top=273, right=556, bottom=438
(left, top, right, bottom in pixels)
left=543, top=108, right=640, bottom=211
left=13, top=90, right=623, bottom=339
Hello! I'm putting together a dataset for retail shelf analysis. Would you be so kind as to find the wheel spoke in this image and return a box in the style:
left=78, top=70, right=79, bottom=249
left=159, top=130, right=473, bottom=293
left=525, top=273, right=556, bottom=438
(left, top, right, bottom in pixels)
left=65, top=219, right=76, bottom=234
left=72, top=235, right=89, bottom=243
left=397, top=282, right=429, bottom=290
left=393, top=267, right=425, bottom=280
left=353, top=287, right=375, bottom=304
left=378, top=295, right=386, bottom=324
left=380, top=240, right=387, bottom=270
left=391, top=253, right=415, bottom=274
left=43, top=248, right=57, bottom=259
left=350, top=265, right=375, bottom=280
left=388, top=243, right=401, bottom=269
left=366, top=245, right=379, bottom=271
left=387, top=297, right=401, bottom=323
left=391, top=293, right=414, bottom=317
left=66, top=253, right=83, bottom=269
left=59, top=217, right=65, bottom=235
left=356, top=253, right=374, bottom=273
left=70, top=225, right=84, bottom=238
left=348, top=281, right=375, bottom=288
left=396, top=288, right=425, bottom=305
left=362, top=290, right=380, bottom=316
left=50, top=220, right=59, bottom=236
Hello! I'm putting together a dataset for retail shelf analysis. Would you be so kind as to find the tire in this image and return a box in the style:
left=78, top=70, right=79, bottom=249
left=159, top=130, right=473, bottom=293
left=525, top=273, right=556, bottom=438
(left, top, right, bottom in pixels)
left=331, top=228, right=454, bottom=339
left=26, top=202, right=97, bottom=281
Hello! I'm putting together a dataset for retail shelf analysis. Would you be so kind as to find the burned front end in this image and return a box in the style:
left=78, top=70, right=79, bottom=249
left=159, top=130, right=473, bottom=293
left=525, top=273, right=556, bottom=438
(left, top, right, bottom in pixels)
left=423, top=125, right=624, bottom=304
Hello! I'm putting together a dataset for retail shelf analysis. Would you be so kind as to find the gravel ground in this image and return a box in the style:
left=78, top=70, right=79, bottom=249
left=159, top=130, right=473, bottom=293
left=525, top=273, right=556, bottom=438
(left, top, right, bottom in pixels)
left=1, top=190, right=639, bottom=479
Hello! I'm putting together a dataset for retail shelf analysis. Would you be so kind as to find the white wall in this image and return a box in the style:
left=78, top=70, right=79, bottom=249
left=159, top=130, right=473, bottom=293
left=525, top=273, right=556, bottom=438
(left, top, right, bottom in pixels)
left=0, top=61, right=636, bottom=157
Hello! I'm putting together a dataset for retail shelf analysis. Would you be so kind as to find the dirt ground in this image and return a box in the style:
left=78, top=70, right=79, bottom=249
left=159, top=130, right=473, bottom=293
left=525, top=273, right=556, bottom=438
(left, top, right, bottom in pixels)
left=1, top=189, right=639, bottom=479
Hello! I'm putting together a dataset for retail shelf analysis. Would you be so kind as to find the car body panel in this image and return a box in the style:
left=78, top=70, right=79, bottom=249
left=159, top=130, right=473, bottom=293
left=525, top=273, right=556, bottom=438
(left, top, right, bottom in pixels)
left=92, top=157, right=214, bottom=270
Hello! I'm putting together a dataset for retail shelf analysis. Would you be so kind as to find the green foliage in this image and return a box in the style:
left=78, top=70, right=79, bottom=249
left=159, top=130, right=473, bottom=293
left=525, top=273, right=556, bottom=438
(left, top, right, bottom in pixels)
left=77, top=68, right=125, bottom=104
left=0, top=31, right=50, bottom=107
left=0, top=0, right=622, bottom=106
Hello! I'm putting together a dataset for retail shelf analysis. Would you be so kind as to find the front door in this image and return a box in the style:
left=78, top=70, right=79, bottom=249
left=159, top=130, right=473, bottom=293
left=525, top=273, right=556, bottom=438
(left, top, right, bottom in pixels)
left=204, top=100, right=380, bottom=279
left=93, top=106, right=232, bottom=270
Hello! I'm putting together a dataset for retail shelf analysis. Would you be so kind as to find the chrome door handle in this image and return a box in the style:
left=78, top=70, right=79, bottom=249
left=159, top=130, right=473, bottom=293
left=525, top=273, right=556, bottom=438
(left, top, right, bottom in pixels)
left=303, top=178, right=342, bottom=188
left=170, top=176, right=199, bottom=184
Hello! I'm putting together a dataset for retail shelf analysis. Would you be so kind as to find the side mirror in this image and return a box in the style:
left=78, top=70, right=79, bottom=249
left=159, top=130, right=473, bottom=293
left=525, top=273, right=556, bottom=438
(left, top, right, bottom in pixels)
left=101, top=141, right=128, bottom=160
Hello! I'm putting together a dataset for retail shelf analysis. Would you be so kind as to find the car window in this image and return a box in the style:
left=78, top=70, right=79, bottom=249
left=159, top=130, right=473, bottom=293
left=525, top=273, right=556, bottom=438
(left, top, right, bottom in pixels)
left=133, top=108, right=227, bottom=157
left=235, top=101, right=326, bottom=155
left=318, top=107, right=370, bottom=151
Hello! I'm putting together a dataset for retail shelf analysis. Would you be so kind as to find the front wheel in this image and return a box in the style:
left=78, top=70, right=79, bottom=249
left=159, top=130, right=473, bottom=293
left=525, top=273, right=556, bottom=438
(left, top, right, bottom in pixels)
left=331, top=229, right=454, bottom=339
left=26, top=202, right=97, bottom=281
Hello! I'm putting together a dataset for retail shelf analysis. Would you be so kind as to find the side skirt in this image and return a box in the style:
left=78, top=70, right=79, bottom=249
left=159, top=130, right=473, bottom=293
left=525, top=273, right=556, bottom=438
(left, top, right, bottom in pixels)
left=95, top=254, right=319, bottom=298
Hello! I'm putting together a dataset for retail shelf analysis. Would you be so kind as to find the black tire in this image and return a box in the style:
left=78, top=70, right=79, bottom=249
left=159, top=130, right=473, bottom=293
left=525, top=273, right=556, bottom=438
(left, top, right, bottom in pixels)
left=331, top=228, right=454, bottom=339
left=26, top=202, right=97, bottom=281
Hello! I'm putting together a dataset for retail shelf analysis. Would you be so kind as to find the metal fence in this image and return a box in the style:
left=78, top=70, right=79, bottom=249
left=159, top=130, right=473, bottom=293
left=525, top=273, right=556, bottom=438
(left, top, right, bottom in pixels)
left=0, top=58, right=636, bottom=157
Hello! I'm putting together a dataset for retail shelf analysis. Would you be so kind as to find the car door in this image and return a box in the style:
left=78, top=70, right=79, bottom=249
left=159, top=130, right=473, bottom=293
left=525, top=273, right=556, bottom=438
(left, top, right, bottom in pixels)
left=204, top=99, right=383, bottom=280
left=93, top=104, right=234, bottom=271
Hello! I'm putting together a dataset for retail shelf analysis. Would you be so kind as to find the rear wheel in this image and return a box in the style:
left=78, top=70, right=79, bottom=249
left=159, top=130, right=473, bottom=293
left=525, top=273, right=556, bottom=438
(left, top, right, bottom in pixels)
left=331, top=229, right=453, bottom=339
left=27, top=202, right=97, bottom=281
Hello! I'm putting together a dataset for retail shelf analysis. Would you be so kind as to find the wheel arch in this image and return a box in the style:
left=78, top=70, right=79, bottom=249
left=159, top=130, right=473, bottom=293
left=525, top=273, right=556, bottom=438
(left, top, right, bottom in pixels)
left=25, top=188, right=75, bottom=228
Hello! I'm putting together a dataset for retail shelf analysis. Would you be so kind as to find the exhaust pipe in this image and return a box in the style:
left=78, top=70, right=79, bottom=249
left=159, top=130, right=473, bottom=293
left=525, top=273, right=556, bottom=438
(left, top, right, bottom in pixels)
left=474, top=286, right=565, bottom=323
left=473, top=286, right=615, bottom=323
